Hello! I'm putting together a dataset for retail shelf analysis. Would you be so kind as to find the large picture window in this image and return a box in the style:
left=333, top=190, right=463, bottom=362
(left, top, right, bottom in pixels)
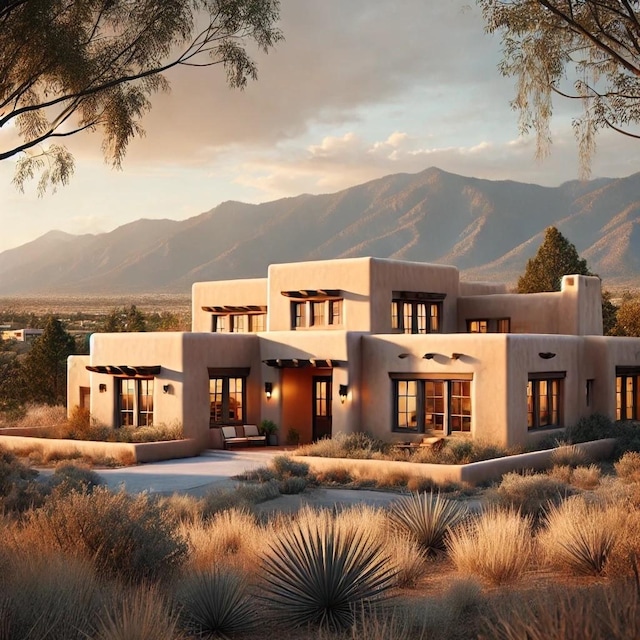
left=212, top=313, right=266, bottom=333
left=208, top=368, right=249, bottom=426
left=391, top=292, right=444, bottom=334
left=616, top=367, right=640, bottom=420
left=527, top=373, right=564, bottom=429
left=118, top=378, right=154, bottom=427
left=290, top=298, right=343, bottom=329
left=392, top=376, right=471, bottom=434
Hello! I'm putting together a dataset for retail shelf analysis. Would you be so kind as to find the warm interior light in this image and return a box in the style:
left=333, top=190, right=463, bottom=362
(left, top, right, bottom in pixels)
left=265, top=382, right=273, bottom=399
left=339, top=384, right=348, bottom=403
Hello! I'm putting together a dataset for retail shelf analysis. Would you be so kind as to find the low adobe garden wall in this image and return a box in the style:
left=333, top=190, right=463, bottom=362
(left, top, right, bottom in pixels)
left=292, top=438, right=617, bottom=486
left=0, top=434, right=200, bottom=464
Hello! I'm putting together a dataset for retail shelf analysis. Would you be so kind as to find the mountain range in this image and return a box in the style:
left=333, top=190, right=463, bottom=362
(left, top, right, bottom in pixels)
left=1, top=166, right=639, bottom=295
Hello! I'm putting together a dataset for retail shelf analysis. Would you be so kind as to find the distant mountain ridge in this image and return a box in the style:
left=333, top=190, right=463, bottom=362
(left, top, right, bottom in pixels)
left=1, top=167, right=639, bottom=295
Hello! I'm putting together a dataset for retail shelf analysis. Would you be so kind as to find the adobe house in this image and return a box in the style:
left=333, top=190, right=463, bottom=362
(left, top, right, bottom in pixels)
left=67, top=257, right=638, bottom=451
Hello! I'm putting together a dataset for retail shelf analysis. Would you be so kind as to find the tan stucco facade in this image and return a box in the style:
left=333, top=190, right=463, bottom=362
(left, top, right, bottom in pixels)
left=67, top=257, right=637, bottom=452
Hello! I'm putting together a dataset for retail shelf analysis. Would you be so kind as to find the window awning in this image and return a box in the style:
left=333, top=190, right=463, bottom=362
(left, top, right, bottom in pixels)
left=86, top=365, right=161, bottom=377
left=262, top=358, right=344, bottom=368
left=201, top=305, right=266, bottom=314
left=280, top=289, right=341, bottom=299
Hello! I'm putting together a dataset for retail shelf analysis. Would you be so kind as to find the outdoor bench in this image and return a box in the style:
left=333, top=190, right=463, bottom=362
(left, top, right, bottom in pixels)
left=220, top=425, right=266, bottom=449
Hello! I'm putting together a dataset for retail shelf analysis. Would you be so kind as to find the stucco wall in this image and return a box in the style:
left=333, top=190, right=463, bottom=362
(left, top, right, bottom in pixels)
left=267, top=258, right=373, bottom=332
left=360, top=333, right=510, bottom=445
left=369, top=259, right=460, bottom=334
left=191, top=278, right=268, bottom=332
left=67, top=355, right=90, bottom=416
left=459, top=281, right=508, bottom=296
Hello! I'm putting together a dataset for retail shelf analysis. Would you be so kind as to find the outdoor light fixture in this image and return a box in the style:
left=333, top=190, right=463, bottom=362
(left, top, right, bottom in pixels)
left=99, top=383, right=107, bottom=393
left=339, top=384, right=348, bottom=403
left=451, top=353, right=463, bottom=360
left=163, top=384, right=171, bottom=394
left=423, top=353, right=436, bottom=360
left=264, top=382, right=273, bottom=399
left=398, top=353, right=410, bottom=359
left=539, top=352, right=556, bottom=359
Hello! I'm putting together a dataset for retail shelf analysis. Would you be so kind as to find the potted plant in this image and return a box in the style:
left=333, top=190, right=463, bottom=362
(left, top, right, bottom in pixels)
left=259, top=419, right=279, bottom=446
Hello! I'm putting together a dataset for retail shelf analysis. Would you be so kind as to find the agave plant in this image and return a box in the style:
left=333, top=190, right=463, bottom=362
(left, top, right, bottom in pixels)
left=260, top=510, right=396, bottom=631
left=175, top=567, right=256, bottom=636
left=388, top=491, right=468, bottom=555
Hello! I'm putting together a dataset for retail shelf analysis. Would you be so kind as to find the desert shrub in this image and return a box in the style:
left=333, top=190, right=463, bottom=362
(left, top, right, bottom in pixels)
left=18, top=487, right=187, bottom=582
left=388, top=491, right=468, bottom=556
left=12, top=403, right=67, bottom=429
left=46, top=461, right=104, bottom=494
left=95, top=585, right=180, bottom=640
left=447, top=508, right=533, bottom=585
left=551, top=443, right=590, bottom=467
left=261, top=508, right=395, bottom=631
left=565, top=413, right=615, bottom=443
left=406, top=475, right=440, bottom=493
left=175, top=567, right=256, bottom=637
left=3, top=554, right=104, bottom=640
left=615, top=451, right=640, bottom=483
left=315, top=466, right=354, bottom=485
left=547, top=464, right=573, bottom=483
left=482, top=581, right=640, bottom=640
left=489, top=471, right=572, bottom=519
left=180, top=508, right=264, bottom=574
left=295, top=432, right=389, bottom=459
left=539, top=497, right=619, bottom=575
left=272, top=455, right=310, bottom=478
left=238, top=465, right=278, bottom=483
left=154, top=493, right=204, bottom=524
left=606, top=508, right=640, bottom=579
left=278, top=476, right=307, bottom=494
left=0, top=446, right=45, bottom=513
left=570, top=464, right=602, bottom=489
left=201, top=480, right=280, bottom=517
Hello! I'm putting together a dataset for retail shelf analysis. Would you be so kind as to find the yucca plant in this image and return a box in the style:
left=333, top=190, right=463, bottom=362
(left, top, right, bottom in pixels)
left=175, top=567, right=256, bottom=637
left=260, top=510, right=396, bottom=631
left=388, top=491, right=468, bottom=555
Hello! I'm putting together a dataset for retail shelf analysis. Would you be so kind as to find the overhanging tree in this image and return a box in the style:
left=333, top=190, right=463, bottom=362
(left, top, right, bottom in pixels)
left=517, top=226, right=592, bottom=293
left=479, top=0, right=640, bottom=176
left=1, top=0, right=282, bottom=193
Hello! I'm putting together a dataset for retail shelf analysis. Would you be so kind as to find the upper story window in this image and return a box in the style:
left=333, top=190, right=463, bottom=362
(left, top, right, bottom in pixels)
left=465, top=318, right=511, bottom=334
left=204, top=305, right=267, bottom=333
left=391, top=291, right=445, bottom=334
left=282, top=289, right=343, bottom=330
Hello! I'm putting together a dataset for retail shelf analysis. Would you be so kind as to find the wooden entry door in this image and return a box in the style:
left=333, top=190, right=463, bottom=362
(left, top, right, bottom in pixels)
left=312, top=376, right=332, bottom=441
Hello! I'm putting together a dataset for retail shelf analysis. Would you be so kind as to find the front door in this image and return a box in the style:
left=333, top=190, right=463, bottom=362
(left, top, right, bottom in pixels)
left=312, top=376, right=332, bottom=441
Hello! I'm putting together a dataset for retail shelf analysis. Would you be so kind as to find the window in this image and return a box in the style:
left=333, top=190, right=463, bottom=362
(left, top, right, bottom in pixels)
left=467, top=319, right=488, bottom=333
left=391, top=292, right=444, bottom=334
left=527, top=373, right=564, bottom=429
left=212, top=313, right=267, bottom=333
left=616, top=367, right=640, bottom=420
left=208, top=369, right=249, bottom=426
left=392, top=376, right=471, bottom=433
left=118, top=378, right=153, bottom=427
left=290, top=298, right=343, bottom=329
left=497, top=318, right=511, bottom=333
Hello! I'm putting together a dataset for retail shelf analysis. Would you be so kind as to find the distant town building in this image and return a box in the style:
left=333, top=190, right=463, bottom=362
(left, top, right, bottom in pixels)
left=2, top=328, right=44, bottom=342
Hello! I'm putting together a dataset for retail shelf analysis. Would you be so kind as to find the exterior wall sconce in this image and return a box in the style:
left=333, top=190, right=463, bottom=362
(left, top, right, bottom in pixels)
left=99, top=383, right=107, bottom=393
left=398, top=353, right=410, bottom=359
left=265, top=382, right=273, bottom=400
left=163, top=384, right=171, bottom=394
left=451, top=353, right=463, bottom=360
left=339, top=384, right=348, bottom=403
left=539, top=352, right=556, bottom=359
left=423, top=353, right=436, bottom=360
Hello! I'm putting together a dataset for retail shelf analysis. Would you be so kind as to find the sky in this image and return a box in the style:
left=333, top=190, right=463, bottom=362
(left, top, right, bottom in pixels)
left=1, top=0, right=640, bottom=254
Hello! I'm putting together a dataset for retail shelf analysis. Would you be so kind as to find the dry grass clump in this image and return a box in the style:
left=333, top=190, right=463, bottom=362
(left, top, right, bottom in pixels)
left=385, top=531, right=428, bottom=589
left=154, top=493, right=204, bottom=524
left=15, top=487, right=187, bottom=582
left=180, top=508, right=264, bottom=574
left=201, top=480, right=280, bottom=517
left=447, top=507, right=533, bottom=585
left=314, top=465, right=354, bottom=485
left=550, top=443, right=590, bottom=467
left=10, top=403, right=67, bottom=429
left=615, top=451, right=640, bottom=483
left=2, top=553, right=105, bottom=640
left=388, top=491, right=468, bottom=556
left=570, top=464, right=602, bottom=489
left=488, top=471, right=572, bottom=519
left=538, top=497, right=621, bottom=576
left=603, top=507, right=640, bottom=578
left=95, top=585, right=181, bottom=640
left=482, top=581, right=640, bottom=640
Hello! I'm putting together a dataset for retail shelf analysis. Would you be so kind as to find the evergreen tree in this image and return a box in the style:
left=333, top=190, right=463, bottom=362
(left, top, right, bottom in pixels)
left=102, top=305, right=147, bottom=333
left=517, top=227, right=592, bottom=293
left=611, top=293, right=640, bottom=337
left=20, top=317, right=76, bottom=405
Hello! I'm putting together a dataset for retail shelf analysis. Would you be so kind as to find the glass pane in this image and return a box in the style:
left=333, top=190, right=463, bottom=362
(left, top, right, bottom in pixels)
left=313, top=302, right=325, bottom=326
left=416, top=303, right=427, bottom=334
left=403, top=303, right=412, bottom=334
left=209, top=378, right=224, bottom=424
left=626, top=377, right=634, bottom=420
left=120, top=378, right=135, bottom=426
left=450, top=378, right=472, bottom=432
left=396, top=380, right=418, bottom=429
left=527, top=381, right=534, bottom=428
left=138, top=379, right=153, bottom=427
left=430, top=304, right=440, bottom=333
left=616, top=376, right=622, bottom=421
left=330, top=300, right=342, bottom=325
left=229, top=377, right=243, bottom=421
left=391, top=302, right=399, bottom=330
left=424, top=380, right=445, bottom=431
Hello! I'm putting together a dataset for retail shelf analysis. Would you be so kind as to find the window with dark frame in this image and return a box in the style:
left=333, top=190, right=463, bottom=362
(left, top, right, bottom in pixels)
left=212, top=313, right=266, bottom=333
left=290, top=298, right=343, bottom=329
left=497, top=318, right=511, bottom=333
left=392, top=376, right=471, bottom=434
left=208, top=371, right=248, bottom=426
left=527, top=373, right=564, bottom=429
left=616, top=367, right=640, bottom=420
left=467, top=319, right=488, bottom=333
left=118, top=377, right=154, bottom=427
left=391, top=292, right=445, bottom=334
